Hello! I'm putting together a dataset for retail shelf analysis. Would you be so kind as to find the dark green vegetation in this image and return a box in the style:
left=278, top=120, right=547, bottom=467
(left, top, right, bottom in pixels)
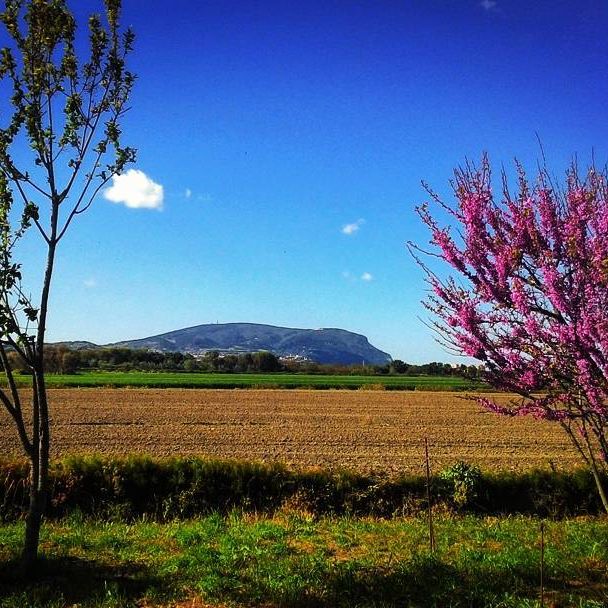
left=0, top=514, right=606, bottom=607
left=11, top=371, right=480, bottom=390
left=32, top=344, right=483, bottom=379
left=2, top=456, right=606, bottom=521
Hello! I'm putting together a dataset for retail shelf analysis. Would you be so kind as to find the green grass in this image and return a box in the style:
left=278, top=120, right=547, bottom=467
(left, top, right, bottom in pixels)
left=0, top=514, right=606, bottom=607
left=11, top=371, right=481, bottom=390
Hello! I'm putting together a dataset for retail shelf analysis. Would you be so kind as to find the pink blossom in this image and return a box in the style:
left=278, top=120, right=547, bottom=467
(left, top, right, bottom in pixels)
left=414, top=157, right=608, bottom=506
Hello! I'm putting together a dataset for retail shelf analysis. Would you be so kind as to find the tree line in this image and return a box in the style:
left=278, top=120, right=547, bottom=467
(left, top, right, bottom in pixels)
left=6, top=345, right=481, bottom=378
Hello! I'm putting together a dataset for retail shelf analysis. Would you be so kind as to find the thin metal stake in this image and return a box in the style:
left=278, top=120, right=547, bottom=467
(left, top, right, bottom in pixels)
left=540, top=520, right=545, bottom=608
left=424, top=437, right=435, bottom=554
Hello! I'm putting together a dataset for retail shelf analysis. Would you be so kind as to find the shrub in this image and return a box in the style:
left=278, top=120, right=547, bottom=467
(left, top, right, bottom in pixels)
left=439, top=462, right=482, bottom=509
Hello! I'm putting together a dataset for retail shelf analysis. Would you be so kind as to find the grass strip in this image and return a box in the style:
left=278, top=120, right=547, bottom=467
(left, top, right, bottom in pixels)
left=5, top=371, right=482, bottom=391
left=0, top=514, right=606, bottom=607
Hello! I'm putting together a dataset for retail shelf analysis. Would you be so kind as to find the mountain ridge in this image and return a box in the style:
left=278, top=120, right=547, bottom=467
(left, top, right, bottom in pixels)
left=58, top=322, right=392, bottom=365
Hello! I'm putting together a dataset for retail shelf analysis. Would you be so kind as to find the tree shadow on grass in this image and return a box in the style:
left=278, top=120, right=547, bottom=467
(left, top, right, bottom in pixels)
left=322, top=559, right=605, bottom=608
left=320, top=558, right=531, bottom=608
left=231, top=557, right=600, bottom=608
left=0, top=555, right=172, bottom=606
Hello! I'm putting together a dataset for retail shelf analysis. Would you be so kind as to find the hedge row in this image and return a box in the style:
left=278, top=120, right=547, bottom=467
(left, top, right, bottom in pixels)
left=1, top=455, right=605, bottom=521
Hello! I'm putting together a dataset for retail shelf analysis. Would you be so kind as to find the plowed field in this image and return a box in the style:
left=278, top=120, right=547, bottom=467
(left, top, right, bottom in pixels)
left=0, top=388, right=579, bottom=474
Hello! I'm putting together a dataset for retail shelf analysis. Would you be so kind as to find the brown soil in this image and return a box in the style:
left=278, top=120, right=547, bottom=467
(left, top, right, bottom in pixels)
left=0, top=388, right=579, bottom=474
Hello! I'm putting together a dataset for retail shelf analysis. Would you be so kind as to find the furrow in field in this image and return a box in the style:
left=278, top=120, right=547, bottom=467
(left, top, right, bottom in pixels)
left=0, top=388, right=578, bottom=474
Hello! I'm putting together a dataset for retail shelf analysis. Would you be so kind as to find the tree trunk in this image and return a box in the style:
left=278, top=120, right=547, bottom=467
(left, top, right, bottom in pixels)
left=562, top=420, right=608, bottom=515
left=20, top=196, right=57, bottom=568
left=21, top=375, right=50, bottom=570
left=589, top=460, right=608, bottom=514
left=22, top=484, right=46, bottom=570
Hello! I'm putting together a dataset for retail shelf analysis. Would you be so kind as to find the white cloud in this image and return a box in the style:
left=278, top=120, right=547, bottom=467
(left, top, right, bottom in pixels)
left=341, top=218, right=365, bottom=235
left=83, top=278, right=97, bottom=288
left=184, top=188, right=192, bottom=199
left=361, top=272, right=373, bottom=282
left=480, top=0, right=497, bottom=10
left=104, top=169, right=164, bottom=210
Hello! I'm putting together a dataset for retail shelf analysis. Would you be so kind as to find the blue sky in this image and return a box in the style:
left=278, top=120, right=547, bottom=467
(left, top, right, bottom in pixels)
left=10, top=0, right=608, bottom=362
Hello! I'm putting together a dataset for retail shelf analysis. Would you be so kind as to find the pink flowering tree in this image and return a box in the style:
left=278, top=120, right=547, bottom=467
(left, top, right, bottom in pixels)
left=410, top=156, right=608, bottom=512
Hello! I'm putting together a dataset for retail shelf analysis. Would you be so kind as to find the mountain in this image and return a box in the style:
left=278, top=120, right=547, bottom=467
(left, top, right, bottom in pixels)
left=110, top=322, right=392, bottom=365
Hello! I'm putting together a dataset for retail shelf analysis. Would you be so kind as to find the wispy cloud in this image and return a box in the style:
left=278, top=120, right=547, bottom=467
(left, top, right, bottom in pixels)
left=342, top=270, right=374, bottom=283
left=480, top=0, right=497, bottom=11
left=104, top=169, right=164, bottom=210
left=341, top=218, right=365, bottom=235
left=83, top=278, right=97, bottom=289
left=182, top=189, right=213, bottom=203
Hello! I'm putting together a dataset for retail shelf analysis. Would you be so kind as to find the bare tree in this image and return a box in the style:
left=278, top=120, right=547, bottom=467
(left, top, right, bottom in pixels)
left=0, top=0, right=135, bottom=567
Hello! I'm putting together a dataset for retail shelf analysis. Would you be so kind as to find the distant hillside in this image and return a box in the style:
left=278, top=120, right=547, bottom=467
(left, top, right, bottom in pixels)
left=110, top=323, right=392, bottom=365
left=50, top=341, right=99, bottom=351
